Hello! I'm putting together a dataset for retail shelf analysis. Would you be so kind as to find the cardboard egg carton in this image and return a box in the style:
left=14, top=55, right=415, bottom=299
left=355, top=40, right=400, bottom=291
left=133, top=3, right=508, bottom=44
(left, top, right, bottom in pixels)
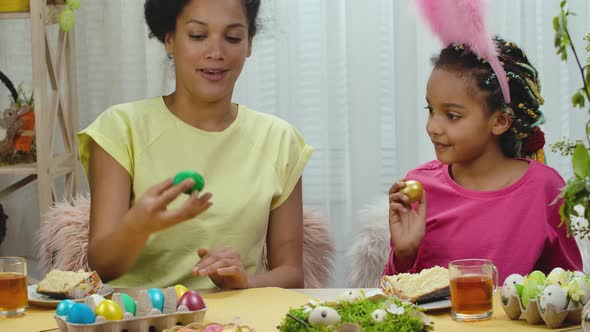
left=501, top=295, right=582, bottom=329
left=55, top=287, right=207, bottom=332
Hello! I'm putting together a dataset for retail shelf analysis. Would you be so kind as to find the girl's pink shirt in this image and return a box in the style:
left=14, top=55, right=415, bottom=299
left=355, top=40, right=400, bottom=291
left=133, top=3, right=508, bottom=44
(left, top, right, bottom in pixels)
left=383, top=160, right=583, bottom=283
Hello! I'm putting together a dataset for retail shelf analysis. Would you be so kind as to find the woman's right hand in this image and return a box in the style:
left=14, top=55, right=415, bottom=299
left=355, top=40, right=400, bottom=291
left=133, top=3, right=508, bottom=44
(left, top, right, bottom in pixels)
left=123, top=178, right=213, bottom=235
left=388, top=180, right=427, bottom=257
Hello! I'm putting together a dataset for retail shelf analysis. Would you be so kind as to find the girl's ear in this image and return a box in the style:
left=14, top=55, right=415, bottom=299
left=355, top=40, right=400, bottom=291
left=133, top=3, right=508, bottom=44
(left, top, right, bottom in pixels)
left=491, top=110, right=513, bottom=136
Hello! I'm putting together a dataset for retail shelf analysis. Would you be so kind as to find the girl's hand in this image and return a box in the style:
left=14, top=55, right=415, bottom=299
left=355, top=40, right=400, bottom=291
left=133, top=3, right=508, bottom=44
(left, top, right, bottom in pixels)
left=193, top=247, right=249, bottom=289
left=388, top=180, right=427, bottom=255
left=124, top=178, right=213, bottom=235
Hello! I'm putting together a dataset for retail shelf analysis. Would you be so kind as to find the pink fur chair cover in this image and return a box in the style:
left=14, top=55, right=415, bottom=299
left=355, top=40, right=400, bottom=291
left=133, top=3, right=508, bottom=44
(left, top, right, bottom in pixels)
left=37, top=195, right=335, bottom=288
left=346, top=196, right=390, bottom=288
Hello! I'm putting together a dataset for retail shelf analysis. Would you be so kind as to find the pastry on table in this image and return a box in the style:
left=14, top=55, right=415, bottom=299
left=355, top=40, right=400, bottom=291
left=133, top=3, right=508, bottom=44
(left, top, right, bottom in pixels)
left=37, top=269, right=103, bottom=299
left=380, top=266, right=450, bottom=303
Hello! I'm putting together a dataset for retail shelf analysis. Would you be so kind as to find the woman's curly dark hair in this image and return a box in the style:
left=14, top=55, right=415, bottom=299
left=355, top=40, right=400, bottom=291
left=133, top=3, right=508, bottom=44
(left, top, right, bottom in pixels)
left=144, top=0, right=261, bottom=44
left=432, top=37, right=545, bottom=158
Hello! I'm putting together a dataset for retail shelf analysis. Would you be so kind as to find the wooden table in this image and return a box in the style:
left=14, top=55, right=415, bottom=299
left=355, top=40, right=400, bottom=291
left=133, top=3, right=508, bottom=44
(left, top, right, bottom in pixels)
left=1, top=288, right=584, bottom=331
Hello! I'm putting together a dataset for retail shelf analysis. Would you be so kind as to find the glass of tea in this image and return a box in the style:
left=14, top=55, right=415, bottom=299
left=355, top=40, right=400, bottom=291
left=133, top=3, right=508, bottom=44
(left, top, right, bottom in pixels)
left=449, top=259, right=498, bottom=321
left=0, top=257, right=28, bottom=316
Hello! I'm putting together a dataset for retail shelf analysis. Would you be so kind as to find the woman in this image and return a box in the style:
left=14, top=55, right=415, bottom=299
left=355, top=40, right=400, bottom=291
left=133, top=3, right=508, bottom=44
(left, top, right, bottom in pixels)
left=78, top=0, right=313, bottom=289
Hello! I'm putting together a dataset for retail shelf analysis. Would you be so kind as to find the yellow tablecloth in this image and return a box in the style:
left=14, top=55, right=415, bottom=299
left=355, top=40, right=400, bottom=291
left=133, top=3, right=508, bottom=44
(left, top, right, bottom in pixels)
left=0, top=287, right=312, bottom=332
left=0, top=287, right=583, bottom=331
left=0, top=307, right=56, bottom=332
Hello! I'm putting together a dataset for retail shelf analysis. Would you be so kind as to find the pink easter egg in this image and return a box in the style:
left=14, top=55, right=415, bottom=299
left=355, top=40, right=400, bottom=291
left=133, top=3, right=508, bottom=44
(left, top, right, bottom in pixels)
left=201, top=323, right=224, bottom=332
left=177, top=290, right=206, bottom=311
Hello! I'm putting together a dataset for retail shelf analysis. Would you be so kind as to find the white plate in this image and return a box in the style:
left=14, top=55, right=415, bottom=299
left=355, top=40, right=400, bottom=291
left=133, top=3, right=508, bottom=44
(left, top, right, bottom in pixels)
left=418, top=298, right=451, bottom=311
left=359, top=289, right=450, bottom=311
left=28, top=284, right=114, bottom=308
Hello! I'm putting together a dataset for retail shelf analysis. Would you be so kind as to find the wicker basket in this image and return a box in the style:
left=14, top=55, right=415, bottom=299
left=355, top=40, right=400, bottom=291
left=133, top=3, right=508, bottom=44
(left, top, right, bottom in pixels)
left=14, top=109, right=35, bottom=153
left=0, top=71, right=36, bottom=164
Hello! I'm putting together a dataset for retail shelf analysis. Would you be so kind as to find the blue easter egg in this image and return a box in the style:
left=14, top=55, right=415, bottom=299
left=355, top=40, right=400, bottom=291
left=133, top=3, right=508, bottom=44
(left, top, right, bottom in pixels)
left=66, top=303, right=96, bottom=324
left=147, top=288, right=164, bottom=312
left=56, top=299, right=76, bottom=316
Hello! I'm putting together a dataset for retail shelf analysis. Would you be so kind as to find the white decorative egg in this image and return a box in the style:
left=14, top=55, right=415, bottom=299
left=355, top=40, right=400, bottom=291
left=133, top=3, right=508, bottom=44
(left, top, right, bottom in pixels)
left=502, top=273, right=524, bottom=299
left=567, top=277, right=590, bottom=305
left=539, top=284, right=567, bottom=312
left=337, top=290, right=364, bottom=302
left=308, top=306, right=341, bottom=327
left=546, top=267, right=567, bottom=286
left=371, top=309, right=387, bottom=322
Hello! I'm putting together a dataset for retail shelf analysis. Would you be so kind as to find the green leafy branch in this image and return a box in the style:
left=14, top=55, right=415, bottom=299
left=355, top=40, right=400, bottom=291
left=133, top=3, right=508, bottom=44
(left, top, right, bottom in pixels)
left=553, top=0, right=590, bottom=238
left=15, top=83, right=34, bottom=107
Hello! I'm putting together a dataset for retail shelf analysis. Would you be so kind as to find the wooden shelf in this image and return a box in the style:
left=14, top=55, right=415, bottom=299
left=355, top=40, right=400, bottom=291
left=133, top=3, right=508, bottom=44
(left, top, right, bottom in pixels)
left=0, top=4, right=64, bottom=24
left=0, top=163, right=38, bottom=175
left=0, top=0, right=80, bottom=219
left=0, top=11, right=31, bottom=20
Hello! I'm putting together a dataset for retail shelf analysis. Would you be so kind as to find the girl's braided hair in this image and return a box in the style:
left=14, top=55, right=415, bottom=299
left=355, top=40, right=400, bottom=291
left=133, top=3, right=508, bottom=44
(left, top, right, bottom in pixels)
left=432, top=37, right=545, bottom=159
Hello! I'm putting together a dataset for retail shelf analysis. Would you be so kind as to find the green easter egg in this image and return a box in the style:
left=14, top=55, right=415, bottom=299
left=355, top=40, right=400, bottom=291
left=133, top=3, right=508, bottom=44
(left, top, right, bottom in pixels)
left=515, top=284, right=524, bottom=298
left=66, top=0, right=81, bottom=10
left=526, top=270, right=546, bottom=285
left=521, top=279, right=541, bottom=309
left=173, top=171, right=205, bottom=194
left=120, top=293, right=136, bottom=316
left=59, top=8, right=75, bottom=32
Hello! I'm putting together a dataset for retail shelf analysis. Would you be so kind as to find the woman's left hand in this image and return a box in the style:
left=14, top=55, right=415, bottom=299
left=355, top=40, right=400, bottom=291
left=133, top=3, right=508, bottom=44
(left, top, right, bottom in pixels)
left=192, top=247, right=250, bottom=289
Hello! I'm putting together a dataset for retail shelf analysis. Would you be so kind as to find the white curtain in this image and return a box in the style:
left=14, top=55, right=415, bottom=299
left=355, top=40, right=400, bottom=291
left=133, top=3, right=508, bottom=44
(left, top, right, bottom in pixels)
left=0, top=0, right=588, bottom=285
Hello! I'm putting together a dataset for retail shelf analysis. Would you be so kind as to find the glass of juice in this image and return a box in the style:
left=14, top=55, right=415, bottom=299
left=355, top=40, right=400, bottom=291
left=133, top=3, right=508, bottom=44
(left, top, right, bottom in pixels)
left=0, top=257, right=28, bottom=317
left=449, top=259, right=498, bottom=321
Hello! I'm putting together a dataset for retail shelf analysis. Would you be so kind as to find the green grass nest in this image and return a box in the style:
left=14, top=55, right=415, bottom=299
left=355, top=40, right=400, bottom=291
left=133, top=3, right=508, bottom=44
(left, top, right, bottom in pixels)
left=278, top=294, right=433, bottom=332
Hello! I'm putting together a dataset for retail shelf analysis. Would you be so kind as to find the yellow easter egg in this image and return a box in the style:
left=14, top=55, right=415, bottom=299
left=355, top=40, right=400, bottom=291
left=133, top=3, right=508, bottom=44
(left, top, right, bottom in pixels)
left=174, top=284, right=189, bottom=299
left=94, top=299, right=123, bottom=321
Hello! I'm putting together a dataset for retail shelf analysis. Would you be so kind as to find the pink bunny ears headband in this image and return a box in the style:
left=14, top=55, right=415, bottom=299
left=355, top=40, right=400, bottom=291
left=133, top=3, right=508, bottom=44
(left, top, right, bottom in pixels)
left=415, top=0, right=511, bottom=104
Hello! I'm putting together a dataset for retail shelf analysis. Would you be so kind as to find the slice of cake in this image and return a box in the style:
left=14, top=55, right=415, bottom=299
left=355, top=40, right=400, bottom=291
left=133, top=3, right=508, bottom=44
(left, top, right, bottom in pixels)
left=380, top=266, right=450, bottom=303
left=37, top=269, right=103, bottom=299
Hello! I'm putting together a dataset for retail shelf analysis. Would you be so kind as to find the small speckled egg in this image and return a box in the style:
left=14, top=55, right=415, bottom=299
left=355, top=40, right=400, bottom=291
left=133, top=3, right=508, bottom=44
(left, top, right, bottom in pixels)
left=174, top=284, right=189, bottom=299
left=546, top=267, right=567, bottom=286
left=148, top=288, right=165, bottom=312
left=337, top=290, right=364, bottom=302
left=539, top=284, right=567, bottom=312
left=371, top=309, right=387, bottom=322
left=66, top=303, right=96, bottom=324
left=120, top=293, right=136, bottom=315
left=502, top=273, right=524, bottom=299
left=56, top=299, right=76, bottom=316
left=95, top=299, right=123, bottom=321
left=308, top=306, right=341, bottom=327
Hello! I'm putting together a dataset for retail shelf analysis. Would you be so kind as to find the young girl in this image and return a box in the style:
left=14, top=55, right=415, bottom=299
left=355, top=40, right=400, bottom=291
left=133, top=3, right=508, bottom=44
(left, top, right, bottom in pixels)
left=78, top=0, right=313, bottom=289
left=384, top=38, right=582, bottom=283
